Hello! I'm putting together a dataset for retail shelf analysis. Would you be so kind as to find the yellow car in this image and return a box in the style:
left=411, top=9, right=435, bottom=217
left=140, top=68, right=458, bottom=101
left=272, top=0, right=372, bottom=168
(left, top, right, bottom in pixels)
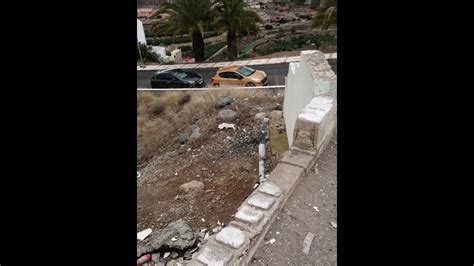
left=211, top=65, right=268, bottom=87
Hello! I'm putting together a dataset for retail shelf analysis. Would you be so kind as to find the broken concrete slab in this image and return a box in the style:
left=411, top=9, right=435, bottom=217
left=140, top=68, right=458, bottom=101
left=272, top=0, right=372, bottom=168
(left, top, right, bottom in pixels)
left=138, top=219, right=196, bottom=257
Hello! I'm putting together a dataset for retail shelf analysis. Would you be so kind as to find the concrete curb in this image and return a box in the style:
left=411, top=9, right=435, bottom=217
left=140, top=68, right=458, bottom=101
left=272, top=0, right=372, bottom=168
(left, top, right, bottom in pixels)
left=137, top=53, right=337, bottom=71
left=183, top=112, right=336, bottom=266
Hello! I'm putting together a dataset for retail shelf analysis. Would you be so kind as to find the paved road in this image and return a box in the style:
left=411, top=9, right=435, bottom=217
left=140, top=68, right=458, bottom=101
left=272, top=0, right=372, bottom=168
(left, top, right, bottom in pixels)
left=137, top=59, right=336, bottom=88
left=251, top=136, right=337, bottom=265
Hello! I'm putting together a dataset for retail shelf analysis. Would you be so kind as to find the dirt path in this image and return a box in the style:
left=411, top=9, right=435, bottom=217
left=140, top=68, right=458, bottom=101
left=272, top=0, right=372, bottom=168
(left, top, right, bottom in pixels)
left=137, top=91, right=286, bottom=233
left=251, top=136, right=337, bottom=265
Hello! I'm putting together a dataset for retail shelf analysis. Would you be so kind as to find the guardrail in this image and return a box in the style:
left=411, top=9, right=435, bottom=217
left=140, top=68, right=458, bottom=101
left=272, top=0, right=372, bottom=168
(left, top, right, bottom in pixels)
left=137, top=85, right=285, bottom=91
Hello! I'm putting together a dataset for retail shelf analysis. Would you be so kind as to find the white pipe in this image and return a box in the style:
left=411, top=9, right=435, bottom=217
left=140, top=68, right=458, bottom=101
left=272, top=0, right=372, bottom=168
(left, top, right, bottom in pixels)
left=258, top=143, right=265, bottom=182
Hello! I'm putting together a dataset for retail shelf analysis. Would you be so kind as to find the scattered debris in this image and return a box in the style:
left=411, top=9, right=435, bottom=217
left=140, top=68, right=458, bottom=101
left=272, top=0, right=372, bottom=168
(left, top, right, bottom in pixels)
left=269, top=110, right=283, bottom=120
left=151, top=252, right=161, bottom=263
left=218, top=123, right=236, bottom=130
left=255, top=112, right=267, bottom=120
left=331, top=222, right=337, bottom=229
left=137, top=228, right=152, bottom=241
left=137, top=254, right=152, bottom=265
left=276, top=231, right=280, bottom=235
left=163, top=252, right=170, bottom=259
left=178, top=133, right=189, bottom=144
left=212, top=225, right=223, bottom=234
left=302, top=232, right=315, bottom=254
left=218, top=109, right=237, bottom=119
left=201, top=218, right=206, bottom=222
left=190, top=126, right=202, bottom=140
left=179, top=180, right=205, bottom=194
left=267, top=238, right=276, bottom=244
left=171, top=237, right=178, bottom=242
left=313, top=206, right=319, bottom=212
left=137, top=171, right=142, bottom=179
left=217, top=220, right=221, bottom=226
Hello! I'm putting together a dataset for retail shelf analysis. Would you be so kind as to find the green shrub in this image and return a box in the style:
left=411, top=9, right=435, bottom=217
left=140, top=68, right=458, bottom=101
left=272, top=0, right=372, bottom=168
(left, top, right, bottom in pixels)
left=145, top=31, right=218, bottom=45
left=137, top=43, right=161, bottom=63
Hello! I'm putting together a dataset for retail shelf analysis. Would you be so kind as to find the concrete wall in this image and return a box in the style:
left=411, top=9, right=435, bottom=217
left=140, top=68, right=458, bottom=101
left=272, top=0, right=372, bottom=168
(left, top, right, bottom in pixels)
left=283, top=50, right=337, bottom=147
left=137, top=19, right=147, bottom=45
left=293, top=96, right=336, bottom=155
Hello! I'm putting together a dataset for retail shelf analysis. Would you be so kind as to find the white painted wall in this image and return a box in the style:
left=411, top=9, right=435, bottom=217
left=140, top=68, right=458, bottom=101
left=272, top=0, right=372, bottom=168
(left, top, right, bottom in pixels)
left=284, top=60, right=313, bottom=147
left=137, top=19, right=147, bottom=45
left=283, top=50, right=337, bottom=147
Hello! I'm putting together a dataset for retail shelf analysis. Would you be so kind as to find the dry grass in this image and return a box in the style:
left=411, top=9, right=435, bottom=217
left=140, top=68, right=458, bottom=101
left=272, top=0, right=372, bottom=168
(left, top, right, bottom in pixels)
left=137, top=89, right=280, bottom=166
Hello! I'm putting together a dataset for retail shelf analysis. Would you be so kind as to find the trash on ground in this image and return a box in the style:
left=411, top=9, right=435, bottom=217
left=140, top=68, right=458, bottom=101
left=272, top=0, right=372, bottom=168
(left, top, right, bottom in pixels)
left=137, top=254, right=152, bottom=265
left=302, top=232, right=315, bottom=254
left=276, top=231, right=280, bottom=235
left=218, top=123, right=236, bottom=130
left=313, top=206, right=319, bottom=212
left=137, top=228, right=152, bottom=241
left=201, top=218, right=206, bottom=222
left=331, top=222, right=337, bottom=229
left=266, top=238, right=276, bottom=244
left=163, top=252, right=170, bottom=259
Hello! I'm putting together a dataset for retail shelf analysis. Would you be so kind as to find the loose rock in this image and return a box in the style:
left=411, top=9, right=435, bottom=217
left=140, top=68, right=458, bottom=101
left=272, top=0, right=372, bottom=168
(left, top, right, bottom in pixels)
left=178, top=134, right=189, bottom=145
left=190, top=126, right=201, bottom=140
left=215, top=96, right=233, bottom=108
left=254, top=112, right=266, bottom=120
left=137, top=219, right=196, bottom=257
left=269, top=110, right=283, bottom=120
left=179, top=181, right=205, bottom=194
left=218, top=109, right=237, bottom=119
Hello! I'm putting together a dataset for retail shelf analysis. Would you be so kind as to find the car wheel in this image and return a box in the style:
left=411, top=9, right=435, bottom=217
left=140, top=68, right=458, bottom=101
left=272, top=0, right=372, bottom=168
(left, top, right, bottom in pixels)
left=245, top=82, right=256, bottom=87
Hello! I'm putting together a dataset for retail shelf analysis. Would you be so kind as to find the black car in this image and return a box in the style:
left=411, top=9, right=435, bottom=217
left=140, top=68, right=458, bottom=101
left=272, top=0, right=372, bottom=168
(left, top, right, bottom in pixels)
left=151, top=69, right=205, bottom=88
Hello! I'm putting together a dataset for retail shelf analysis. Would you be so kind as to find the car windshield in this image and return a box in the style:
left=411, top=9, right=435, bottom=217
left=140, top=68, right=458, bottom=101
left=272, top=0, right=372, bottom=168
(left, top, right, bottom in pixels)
left=237, top=66, right=255, bottom=77
left=171, top=69, right=188, bottom=79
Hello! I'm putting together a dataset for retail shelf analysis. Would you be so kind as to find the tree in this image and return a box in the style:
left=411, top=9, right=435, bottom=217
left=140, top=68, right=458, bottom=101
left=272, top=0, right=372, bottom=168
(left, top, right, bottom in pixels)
left=151, top=0, right=215, bottom=62
left=310, top=0, right=337, bottom=30
left=214, top=0, right=262, bottom=61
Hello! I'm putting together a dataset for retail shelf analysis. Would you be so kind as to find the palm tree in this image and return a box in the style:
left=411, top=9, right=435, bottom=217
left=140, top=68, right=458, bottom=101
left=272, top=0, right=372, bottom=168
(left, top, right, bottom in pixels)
left=214, top=0, right=262, bottom=61
left=310, top=0, right=337, bottom=30
left=151, top=0, right=215, bottom=62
